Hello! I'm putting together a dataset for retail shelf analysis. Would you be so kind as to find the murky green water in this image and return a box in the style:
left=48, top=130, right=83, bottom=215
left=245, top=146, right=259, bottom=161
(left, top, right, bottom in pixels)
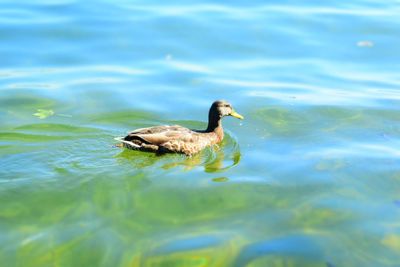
left=1, top=1, right=400, bottom=266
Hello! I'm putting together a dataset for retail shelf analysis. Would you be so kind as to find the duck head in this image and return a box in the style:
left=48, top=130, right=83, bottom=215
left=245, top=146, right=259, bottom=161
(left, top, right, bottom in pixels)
left=207, top=100, right=243, bottom=132
left=210, top=100, right=244, bottom=120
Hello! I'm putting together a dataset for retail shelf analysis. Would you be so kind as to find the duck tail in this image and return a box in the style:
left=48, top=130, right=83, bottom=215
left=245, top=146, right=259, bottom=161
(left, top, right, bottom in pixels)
left=114, top=137, right=140, bottom=149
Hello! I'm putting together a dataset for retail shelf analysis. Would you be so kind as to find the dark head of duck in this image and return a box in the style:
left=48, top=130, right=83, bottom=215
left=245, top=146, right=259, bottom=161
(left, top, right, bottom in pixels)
left=206, top=100, right=244, bottom=132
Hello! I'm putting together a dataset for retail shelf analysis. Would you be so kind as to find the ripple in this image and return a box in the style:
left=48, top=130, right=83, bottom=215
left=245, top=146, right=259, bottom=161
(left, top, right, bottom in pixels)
left=0, top=65, right=149, bottom=80
left=150, top=235, right=223, bottom=255
left=118, top=3, right=400, bottom=19
left=208, top=78, right=400, bottom=106
left=0, top=6, right=70, bottom=25
left=233, top=235, right=325, bottom=267
left=166, top=60, right=212, bottom=74
left=14, top=123, right=100, bottom=133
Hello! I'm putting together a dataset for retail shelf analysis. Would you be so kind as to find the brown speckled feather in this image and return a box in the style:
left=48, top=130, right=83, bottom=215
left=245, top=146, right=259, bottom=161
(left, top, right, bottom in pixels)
left=123, top=125, right=219, bottom=155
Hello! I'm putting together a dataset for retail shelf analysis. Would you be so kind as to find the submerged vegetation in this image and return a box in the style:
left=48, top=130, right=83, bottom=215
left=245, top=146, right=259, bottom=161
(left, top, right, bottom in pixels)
left=1, top=0, right=400, bottom=266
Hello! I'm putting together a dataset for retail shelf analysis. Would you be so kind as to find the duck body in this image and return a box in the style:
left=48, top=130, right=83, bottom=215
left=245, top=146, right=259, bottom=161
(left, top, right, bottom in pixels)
left=117, top=100, right=243, bottom=156
left=121, top=125, right=223, bottom=155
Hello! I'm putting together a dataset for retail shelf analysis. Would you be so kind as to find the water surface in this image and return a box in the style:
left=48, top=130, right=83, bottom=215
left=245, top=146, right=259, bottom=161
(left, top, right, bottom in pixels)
left=1, top=0, right=400, bottom=266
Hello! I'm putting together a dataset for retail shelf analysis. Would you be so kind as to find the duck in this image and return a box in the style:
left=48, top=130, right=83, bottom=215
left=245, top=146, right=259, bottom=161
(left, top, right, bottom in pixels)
left=116, top=100, right=243, bottom=155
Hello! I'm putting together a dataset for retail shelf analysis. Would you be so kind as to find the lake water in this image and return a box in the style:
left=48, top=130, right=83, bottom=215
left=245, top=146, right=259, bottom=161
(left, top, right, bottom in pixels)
left=1, top=0, right=400, bottom=266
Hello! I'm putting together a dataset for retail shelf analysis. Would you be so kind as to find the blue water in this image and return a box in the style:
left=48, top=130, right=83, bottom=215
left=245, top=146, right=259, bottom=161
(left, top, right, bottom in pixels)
left=1, top=1, right=400, bottom=266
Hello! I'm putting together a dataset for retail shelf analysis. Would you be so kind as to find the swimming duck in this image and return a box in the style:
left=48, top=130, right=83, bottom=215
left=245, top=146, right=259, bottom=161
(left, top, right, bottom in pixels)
left=116, top=100, right=243, bottom=155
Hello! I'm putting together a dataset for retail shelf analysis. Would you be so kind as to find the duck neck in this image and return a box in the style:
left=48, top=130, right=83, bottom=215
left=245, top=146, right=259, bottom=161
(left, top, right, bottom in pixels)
left=206, top=113, right=224, bottom=141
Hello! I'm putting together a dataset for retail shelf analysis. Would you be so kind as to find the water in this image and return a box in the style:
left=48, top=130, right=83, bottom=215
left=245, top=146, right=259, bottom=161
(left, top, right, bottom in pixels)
left=1, top=0, right=400, bottom=266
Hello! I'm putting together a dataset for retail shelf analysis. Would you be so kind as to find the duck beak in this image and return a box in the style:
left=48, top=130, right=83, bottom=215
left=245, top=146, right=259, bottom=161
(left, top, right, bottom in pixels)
left=230, top=110, right=244, bottom=120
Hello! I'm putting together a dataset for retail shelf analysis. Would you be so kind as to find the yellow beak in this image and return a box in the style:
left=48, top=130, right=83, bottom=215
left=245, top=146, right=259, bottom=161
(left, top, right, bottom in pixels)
left=230, top=110, right=244, bottom=120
